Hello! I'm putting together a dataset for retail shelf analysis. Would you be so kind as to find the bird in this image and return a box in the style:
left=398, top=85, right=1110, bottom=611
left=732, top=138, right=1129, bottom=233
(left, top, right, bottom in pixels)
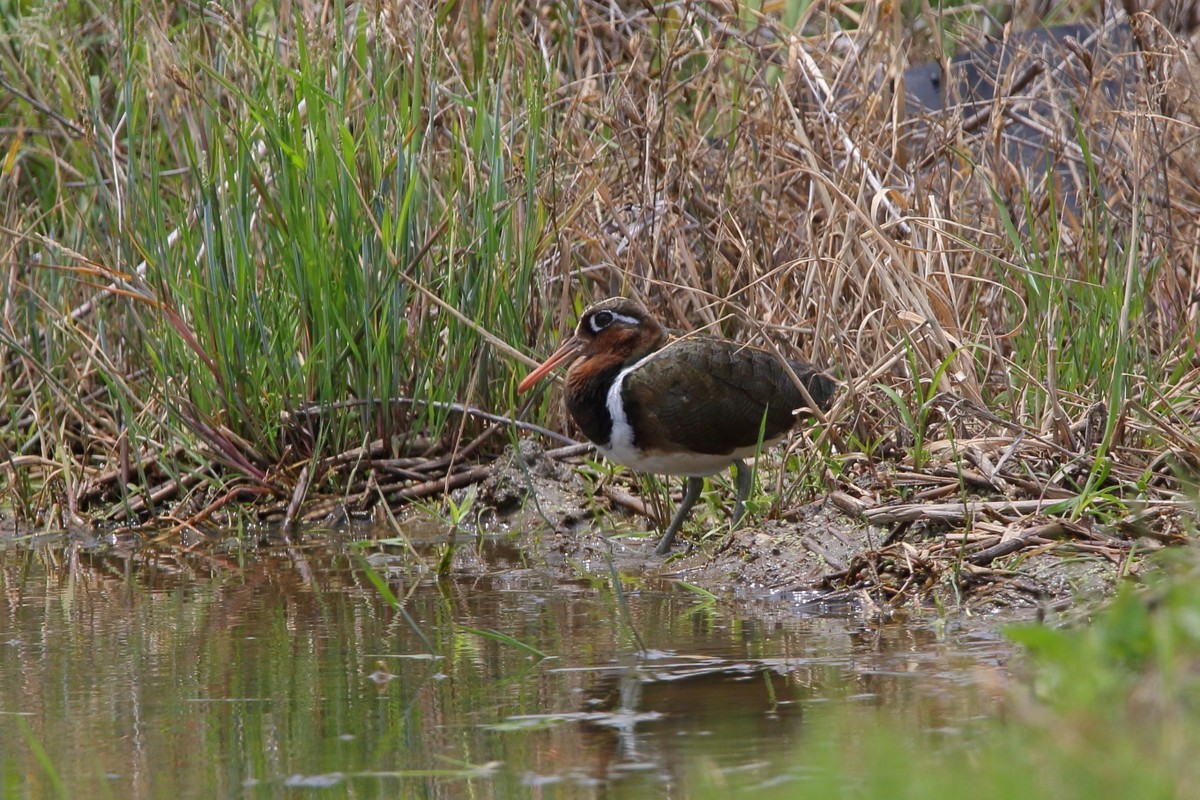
left=518, top=297, right=836, bottom=554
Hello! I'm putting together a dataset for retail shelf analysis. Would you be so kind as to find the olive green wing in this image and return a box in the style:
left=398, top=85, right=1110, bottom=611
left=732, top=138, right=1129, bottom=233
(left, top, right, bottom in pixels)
left=620, top=339, right=826, bottom=456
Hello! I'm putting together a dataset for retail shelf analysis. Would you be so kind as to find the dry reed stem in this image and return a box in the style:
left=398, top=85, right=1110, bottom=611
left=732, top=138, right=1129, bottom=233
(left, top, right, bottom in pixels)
left=2, top=3, right=1198, bottom=550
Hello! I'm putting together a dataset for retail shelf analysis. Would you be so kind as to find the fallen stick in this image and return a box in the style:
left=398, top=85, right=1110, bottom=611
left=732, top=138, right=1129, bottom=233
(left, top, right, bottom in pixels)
left=545, top=442, right=592, bottom=460
left=828, top=490, right=870, bottom=517
left=863, top=498, right=1066, bottom=525
left=383, top=465, right=492, bottom=504
left=603, top=486, right=663, bottom=525
left=77, top=444, right=186, bottom=502
left=967, top=520, right=1074, bottom=565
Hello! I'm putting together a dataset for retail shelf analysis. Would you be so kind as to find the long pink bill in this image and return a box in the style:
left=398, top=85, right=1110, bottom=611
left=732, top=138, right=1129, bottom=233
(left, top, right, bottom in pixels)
left=517, top=336, right=581, bottom=393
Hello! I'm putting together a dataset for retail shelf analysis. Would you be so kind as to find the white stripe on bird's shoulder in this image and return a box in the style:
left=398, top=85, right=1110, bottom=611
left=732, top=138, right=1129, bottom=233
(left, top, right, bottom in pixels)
left=603, top=346, right=662, bottom=460
left=598, top=342, right=787, bottom=476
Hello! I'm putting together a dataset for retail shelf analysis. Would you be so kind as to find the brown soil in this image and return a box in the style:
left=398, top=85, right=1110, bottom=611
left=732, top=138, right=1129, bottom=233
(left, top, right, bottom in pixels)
left=479, top=442, right=1174, bottom=614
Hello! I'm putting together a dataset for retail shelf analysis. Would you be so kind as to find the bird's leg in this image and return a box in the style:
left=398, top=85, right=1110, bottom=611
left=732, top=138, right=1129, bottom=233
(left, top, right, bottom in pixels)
left=731, top=459, right=752, bottom=528
left=655, top=476, right=704, bottom=555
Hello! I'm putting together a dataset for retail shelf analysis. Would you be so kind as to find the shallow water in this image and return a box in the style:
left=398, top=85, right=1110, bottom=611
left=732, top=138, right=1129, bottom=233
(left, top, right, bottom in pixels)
left=0, top=523, right=1016, bottom=798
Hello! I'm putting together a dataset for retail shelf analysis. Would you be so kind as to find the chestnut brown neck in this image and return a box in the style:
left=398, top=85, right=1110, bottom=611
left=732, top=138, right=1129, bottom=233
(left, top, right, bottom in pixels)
left=560, top=300, right=667, bottom=446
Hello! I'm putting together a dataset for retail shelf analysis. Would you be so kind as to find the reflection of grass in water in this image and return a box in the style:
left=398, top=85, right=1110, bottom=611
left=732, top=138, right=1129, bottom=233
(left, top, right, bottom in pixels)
left=6, top=532, right=1200, bottom=796
left=694, top=554, right=1200, bottom=799
left=457, top=625, right=549, bottom=661
left=17, top=718, right=70, bottom=800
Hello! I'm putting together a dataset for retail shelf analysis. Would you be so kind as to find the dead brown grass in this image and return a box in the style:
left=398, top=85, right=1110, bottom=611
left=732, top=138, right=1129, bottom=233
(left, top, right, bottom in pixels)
left=507, top=2, right=1199, bottom=564
left=1, top=2, right=1197, bottom=562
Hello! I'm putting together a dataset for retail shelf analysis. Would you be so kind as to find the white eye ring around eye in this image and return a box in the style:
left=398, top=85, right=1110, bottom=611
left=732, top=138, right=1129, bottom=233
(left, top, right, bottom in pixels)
left=586, top=308, right=641, bottom=334
left=590, top=311, right=614, bottom=331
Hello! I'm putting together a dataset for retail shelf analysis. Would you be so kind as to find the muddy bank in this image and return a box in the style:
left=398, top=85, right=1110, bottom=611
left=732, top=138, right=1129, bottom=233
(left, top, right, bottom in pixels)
left=476, top=442, right=1175, bottom=613
left=0, top=439, right=1179, bottom=617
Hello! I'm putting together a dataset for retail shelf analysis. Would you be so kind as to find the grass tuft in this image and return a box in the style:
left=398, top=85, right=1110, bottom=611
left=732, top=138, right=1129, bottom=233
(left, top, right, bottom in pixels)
left=0, top=2, right=1195, bottom=551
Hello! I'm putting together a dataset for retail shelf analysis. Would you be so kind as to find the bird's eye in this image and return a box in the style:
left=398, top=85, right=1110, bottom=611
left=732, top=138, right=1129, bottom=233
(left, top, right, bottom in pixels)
left=589, top=310, right=615, bottom=332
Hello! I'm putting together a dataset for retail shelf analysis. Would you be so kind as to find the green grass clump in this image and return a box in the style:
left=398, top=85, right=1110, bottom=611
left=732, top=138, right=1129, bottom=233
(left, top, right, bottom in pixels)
left=3, top=2, right=549, bottom=519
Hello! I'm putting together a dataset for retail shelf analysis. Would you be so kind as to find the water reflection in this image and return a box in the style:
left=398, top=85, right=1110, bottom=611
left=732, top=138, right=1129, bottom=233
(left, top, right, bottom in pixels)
left=0, top=525, right=1013, bottom=798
